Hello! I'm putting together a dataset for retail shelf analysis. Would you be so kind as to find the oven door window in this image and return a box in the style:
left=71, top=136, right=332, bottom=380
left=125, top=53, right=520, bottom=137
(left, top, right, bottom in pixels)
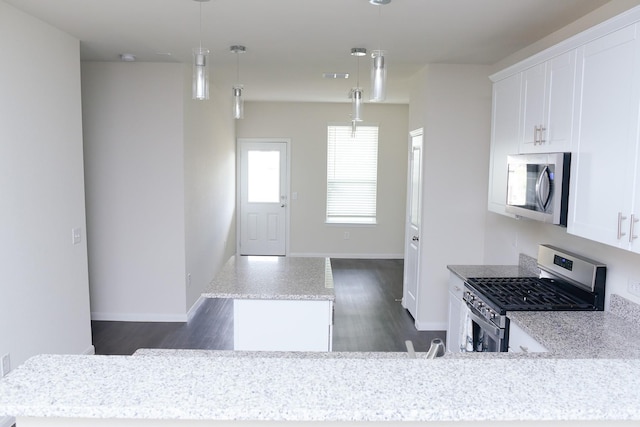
left=468, top=307, right=508, bottom=352
left=472, top=321, right=502, bottom=352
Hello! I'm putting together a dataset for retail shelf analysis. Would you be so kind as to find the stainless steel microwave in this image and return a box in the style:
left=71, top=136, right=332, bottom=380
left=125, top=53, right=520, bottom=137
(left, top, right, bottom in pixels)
left=505, top=152, right=571, bottom=226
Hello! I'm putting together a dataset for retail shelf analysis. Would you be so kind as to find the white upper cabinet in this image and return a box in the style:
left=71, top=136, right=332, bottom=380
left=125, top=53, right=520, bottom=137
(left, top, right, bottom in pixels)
left=489, top=5, right=640, bottom=254
left=488, top=73, right=521, bottom=216
left=519, top=50, right=577, bottom=153
left=567, top=23, right=640, bottom=252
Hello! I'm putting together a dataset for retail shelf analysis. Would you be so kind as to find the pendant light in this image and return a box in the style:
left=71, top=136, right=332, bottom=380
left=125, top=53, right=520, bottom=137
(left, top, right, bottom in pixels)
left=350, top=47, right=366, bottom=123
left=192, top=0, right=210, bottom=101
left=369, top=0, right=390, bottom=102
left=231, top=45, right=246, bottom=119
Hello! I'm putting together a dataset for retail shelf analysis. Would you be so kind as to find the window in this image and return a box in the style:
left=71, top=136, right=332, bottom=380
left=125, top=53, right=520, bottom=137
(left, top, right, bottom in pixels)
left=326, top=124, right=379, bottom=224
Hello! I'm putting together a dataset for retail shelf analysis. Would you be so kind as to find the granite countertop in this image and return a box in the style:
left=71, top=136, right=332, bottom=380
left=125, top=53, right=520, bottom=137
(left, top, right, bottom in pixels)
left=2, top=353, right=640, bottom=422
left=202, top=255, right=335, bottom=301
left=508, top=296, right=640, bottom=359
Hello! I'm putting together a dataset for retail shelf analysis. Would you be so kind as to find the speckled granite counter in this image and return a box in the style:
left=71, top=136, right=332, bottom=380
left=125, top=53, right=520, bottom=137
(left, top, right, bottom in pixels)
left=508, top=296, right=640, bottom=359
left=2, top=353, right=640, bottom=423
left=203, top=255, right=334, bottom=301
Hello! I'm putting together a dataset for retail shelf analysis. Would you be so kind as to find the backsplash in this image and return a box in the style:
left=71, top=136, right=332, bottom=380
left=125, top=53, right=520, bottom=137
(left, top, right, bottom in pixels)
left=610, top=294, right=640, bottom=325
left=518, top=253, right=539, bottom=276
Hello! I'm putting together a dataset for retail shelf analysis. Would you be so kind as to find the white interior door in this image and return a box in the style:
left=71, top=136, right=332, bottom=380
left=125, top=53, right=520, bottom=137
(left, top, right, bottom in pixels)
left=402, top=129, right=423, bottom=319
left=238, top=140, right=288, bottom=256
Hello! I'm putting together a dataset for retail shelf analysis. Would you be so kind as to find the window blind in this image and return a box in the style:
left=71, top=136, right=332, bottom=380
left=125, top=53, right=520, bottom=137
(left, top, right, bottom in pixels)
left=326, top=124, right=378, bottom=224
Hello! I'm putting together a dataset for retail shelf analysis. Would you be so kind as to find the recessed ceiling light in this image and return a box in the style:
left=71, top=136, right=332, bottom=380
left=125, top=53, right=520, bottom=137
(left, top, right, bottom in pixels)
left=323, top=73, right=350, bottom=79
left=120, top=54, right=136, bottom=62
left=369, top=0, right=391, bottom=4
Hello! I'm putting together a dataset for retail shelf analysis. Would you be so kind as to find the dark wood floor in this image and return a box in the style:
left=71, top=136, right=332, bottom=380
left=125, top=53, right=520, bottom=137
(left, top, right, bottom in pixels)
left=91, top=258, right=445, bottom=355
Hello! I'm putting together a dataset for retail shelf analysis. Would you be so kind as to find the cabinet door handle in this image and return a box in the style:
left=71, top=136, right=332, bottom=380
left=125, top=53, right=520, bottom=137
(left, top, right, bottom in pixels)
left=618, top=212, right=628, bottom=240
left=630, top=214, right=639, bottom=243
left=539, top=126, right=546, bottom=143
left=533, top=125, right=540, bottom=145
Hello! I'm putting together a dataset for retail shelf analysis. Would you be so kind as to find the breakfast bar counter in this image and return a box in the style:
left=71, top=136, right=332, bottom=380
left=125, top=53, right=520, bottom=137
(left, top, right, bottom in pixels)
left=1, top=352, right=640, bottom=426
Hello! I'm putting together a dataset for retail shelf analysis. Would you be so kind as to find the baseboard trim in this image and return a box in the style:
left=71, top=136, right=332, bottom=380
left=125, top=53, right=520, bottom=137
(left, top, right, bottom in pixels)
left=187, top=296, right=206, bottom=322
left=289, top=252, right=404, bottom=259
left=91, top=312, right=188, bottom=322
left=415, top=320, right=447, bottom=331
left=0, top=416, right=15, bottom=427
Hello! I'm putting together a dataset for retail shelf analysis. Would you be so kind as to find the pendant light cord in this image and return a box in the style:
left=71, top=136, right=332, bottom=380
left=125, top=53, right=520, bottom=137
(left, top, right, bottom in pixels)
left=377, top=5, right=382, bottom=51
left=199, top=1, right=203, bottom=50
left=236, top=51, right=240, bottom=84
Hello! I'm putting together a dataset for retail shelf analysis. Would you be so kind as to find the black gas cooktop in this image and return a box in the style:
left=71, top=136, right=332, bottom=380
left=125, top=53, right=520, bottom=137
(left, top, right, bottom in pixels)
left=465, top=276, right=596, bottom=312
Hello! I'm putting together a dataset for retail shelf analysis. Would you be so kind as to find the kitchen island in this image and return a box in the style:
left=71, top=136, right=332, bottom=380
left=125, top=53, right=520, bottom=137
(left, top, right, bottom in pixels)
left=202, top=256, right=335, bottom=351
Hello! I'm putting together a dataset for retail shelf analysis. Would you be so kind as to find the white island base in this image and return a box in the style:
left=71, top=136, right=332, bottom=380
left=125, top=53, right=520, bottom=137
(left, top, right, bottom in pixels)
left=234, top=299, right=333, bottom=351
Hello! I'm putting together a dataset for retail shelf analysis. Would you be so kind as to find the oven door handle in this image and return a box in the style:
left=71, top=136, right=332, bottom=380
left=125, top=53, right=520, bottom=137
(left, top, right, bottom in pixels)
left=467, top=304, right=503, bottom=339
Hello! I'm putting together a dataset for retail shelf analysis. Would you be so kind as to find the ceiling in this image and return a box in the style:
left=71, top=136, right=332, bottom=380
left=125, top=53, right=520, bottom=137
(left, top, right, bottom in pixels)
left=6, top=0, right=612, bottom=103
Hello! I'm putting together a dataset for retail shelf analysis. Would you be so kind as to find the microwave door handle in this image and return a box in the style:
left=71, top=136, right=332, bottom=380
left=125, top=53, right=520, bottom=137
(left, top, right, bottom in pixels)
left=535, top=166, right=552, bottom=211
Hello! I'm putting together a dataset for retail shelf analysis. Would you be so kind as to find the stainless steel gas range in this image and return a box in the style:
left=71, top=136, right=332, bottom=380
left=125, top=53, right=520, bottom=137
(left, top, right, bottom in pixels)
left=462, top=244, right=606, bottom=352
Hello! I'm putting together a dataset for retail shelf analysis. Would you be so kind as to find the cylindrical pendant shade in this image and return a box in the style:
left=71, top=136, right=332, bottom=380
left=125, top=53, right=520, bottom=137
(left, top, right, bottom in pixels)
left=192, top=47, right=210, bottom=100
left=352, top=88, right=363, bottom=122
left=370, top=51, right=386, bottom=102
left=233, top=85, right=244, bottom=119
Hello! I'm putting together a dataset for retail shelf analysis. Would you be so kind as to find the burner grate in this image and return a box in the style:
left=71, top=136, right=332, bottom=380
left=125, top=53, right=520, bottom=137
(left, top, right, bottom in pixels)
left=466, top=277, right=594, bottom=311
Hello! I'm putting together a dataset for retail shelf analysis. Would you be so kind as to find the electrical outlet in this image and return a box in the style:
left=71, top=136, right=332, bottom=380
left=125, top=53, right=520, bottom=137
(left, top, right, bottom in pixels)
left=187, top=273, right=192, bottom=287
left=1, top=353, right=10, bottom=377
left=628, top=279, right=640, bottom=297
left=343, top=232, right=350, bottom=240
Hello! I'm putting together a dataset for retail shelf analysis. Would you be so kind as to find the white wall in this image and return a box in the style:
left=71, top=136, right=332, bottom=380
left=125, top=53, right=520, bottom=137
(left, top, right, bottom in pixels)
left=408, top=64, right=493, bottom=330
left=82, top=62, right=236, bottom=321
left=236, top=102, right=408, bottom=258
left=0, top=1, right=92, bottom=369
left=82, top=62, right=187, bottom=321
left=484, top=0, right=640, bottom=307
left=182, top=68, right=236, bottom=313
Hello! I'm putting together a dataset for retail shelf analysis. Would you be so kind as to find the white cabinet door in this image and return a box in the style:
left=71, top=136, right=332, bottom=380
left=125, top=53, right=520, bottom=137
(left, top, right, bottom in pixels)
left=508, top=321, right=547, bottom=353
left=519, top=50, right=576, bottom=154
left=488, top=73, right=521, bottom=216
left=446, top=273, right=465, bottom=353
left=568, top=24, right=640, bottom=251
left=520, top=63, right=546, bottom=150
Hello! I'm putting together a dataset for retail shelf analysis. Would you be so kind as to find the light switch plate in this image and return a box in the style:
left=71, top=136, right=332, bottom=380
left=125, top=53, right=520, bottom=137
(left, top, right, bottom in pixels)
left=72, top=227, right=81, bottom=245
